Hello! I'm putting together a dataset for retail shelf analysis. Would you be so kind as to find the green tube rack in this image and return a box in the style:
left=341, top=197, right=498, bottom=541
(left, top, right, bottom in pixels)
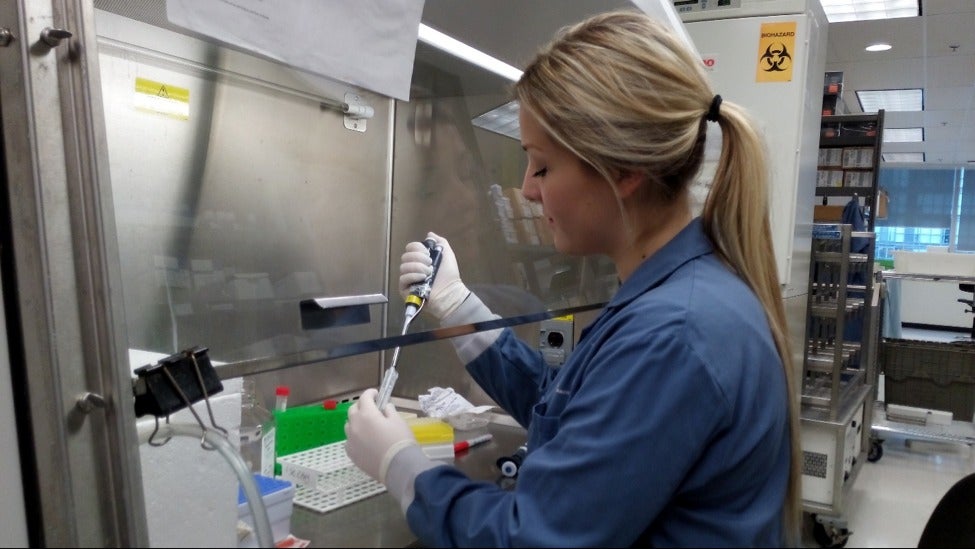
left=274, top=400, right=352, bottom=461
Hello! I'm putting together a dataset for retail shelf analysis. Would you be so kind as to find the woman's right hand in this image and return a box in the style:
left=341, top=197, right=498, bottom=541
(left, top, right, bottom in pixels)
left=399, top=232, right=470, bottom=320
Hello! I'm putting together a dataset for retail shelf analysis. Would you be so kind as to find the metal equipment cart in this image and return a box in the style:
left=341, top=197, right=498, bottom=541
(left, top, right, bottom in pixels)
left=801, top=224, right=880, bottom=548
left=872, top=271, right=975, bottom=454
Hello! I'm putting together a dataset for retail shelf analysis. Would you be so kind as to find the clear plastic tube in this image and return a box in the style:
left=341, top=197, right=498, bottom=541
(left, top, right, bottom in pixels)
left=140, top=423, right=274, bottom=548
left=275, top=386, right=290, bottom=412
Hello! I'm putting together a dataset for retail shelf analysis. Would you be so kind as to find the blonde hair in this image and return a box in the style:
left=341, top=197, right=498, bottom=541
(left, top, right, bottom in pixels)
left=514, top=10, right=800, bottom=543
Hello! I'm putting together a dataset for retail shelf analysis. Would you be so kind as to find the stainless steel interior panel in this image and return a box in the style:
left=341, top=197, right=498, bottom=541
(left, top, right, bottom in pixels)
left=94, top=10, right=393, bottom=375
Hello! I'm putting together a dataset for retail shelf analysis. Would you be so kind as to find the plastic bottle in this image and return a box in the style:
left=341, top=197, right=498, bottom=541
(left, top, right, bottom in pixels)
left=239, top=379, right=277, bottom=477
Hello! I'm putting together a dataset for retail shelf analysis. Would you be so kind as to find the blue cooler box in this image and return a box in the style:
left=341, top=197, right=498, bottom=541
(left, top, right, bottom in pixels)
left=238, top=474, right=295, bottom=548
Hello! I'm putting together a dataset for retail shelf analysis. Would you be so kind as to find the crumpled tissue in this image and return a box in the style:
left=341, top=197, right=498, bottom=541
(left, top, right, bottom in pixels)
left=418, top=387, right=493, bottom=430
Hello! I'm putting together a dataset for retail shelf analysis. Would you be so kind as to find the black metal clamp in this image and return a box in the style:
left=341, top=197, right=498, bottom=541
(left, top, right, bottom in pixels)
left=132, top=346, right=226, bottom=448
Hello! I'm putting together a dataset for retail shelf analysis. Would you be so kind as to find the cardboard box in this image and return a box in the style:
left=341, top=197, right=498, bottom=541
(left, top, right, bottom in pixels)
left=813, top=205, right=844, bottom=222
left=818, top=148, right=843, bottom=167
left=817, top=169, right=844, bottom=188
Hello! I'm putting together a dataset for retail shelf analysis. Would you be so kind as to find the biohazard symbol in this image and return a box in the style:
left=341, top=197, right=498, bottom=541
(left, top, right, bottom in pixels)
left=759, top=43, right=792, bottom=72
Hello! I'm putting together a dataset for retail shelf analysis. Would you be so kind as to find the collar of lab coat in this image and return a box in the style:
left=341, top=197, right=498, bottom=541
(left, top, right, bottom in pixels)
left=606, top=216, right=714, bottom=311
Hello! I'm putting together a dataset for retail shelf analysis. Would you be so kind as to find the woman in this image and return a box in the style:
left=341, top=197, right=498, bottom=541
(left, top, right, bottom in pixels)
left=345, top=10, right=800, bottom=547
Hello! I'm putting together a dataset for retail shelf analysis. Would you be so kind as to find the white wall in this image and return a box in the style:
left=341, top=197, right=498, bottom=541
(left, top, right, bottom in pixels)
left=899, top=280, right=973, bottom=329
left=0, top=275, right=29, bottom=546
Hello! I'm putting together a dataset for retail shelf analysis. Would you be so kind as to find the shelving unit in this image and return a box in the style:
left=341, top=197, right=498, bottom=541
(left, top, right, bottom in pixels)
left=821, top=71, right=845, bottom=117
left=815, top=111, right=885, bottom=228
left=802, top=225, right=878, bottom=410
left=802, top=77, right=889, bottom=547
left=800, top=224, right=880, bottom=548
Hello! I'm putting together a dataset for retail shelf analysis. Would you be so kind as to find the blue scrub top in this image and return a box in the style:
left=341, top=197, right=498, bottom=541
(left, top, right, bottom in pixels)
left=407, top=218, right=791, bottom=547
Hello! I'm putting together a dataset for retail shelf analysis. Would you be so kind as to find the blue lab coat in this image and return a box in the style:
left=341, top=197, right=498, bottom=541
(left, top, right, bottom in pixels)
left=406, top=218, right=791, bottom=547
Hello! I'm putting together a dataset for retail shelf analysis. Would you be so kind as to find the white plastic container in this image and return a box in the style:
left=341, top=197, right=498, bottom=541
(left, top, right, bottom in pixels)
left=237, top=474, right=294, bottom=548
left=893, top=250, right=975, bottom=277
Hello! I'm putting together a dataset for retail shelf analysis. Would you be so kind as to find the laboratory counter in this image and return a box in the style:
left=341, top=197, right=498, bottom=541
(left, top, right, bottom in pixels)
left=290, top=412, right=527, bottom=547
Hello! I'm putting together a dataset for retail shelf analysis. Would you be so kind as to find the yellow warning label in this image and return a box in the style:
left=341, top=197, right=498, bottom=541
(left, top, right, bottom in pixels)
left=756, top=22, right=796, bottom=83
left=134, top=77, right=190, bottom=120
left=553, top=314, right=574, bottom=321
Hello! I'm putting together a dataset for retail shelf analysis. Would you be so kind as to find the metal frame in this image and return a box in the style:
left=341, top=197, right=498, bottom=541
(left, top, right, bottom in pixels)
left=874, top=270, right=975, bottom=448
left=800, top=224, right=879, bottom=522
left=0, top=0, right=147, bottom=545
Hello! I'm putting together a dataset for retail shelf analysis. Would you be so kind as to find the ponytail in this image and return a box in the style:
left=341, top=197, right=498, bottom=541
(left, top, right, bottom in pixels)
left=702, top=101, right=801, bottom=545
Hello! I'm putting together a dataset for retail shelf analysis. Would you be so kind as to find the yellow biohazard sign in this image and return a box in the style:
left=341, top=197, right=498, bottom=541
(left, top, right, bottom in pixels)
left=756, top=22, right=796, bottom=83
left=134, top=77, right=190, bottom=120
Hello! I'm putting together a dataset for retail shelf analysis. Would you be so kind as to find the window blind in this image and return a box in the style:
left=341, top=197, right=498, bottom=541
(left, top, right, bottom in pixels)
left=957, top=169, right=975, bottom=251
left=876, top=168, right=955, bottom=229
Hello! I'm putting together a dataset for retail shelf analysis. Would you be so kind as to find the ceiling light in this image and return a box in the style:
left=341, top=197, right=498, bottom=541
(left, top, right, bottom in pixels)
left=417, top=24, right=523, bottom=82
left=882, top=152, right=925, bottom=163
left=883, top=128, right=924, bottom=143
left=865, top=43, right=892, bottom=52
left=856, top=88, right=923, bottom=112
left=820, top=0, right=919, bottom=23
left=472, top=101, right=521, bottom=140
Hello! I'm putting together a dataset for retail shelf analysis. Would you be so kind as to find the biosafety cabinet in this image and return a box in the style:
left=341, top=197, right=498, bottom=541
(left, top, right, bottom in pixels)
left=0, top=0, right=668, bottom=545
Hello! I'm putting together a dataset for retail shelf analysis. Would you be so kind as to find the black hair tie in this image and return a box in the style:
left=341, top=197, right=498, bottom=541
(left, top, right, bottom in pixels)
left=706, top=94, right=722, bottom=122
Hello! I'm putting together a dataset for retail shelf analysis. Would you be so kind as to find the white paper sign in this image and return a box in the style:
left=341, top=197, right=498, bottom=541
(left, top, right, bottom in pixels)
left=165, top=0, right=425, bottom=101
left=280, top=461, right=318, bottom=489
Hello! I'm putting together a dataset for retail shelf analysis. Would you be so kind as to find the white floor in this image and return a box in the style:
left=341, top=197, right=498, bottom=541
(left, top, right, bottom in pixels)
left=833, top=430, right=974, bottom=548
left=801, top=327, right=975, bottom=548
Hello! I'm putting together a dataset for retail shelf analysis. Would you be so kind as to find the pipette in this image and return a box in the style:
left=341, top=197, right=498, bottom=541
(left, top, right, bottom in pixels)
left=375, top=238, right=444, bottom=410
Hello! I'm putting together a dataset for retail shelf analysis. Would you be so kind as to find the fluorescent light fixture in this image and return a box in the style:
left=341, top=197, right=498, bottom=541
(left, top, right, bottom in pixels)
left=472, top=101, right=521, bottom=140
left=883, top=128, right=924, bottom=143
left=856, top=88, right=923, bottom=112
left=865, top=42, right=892, bottom=52
left=418, top=24, right=523, bottom=82
left=820, top=0, right=919, bottom=23
left=882, top=152, right=925, bottom=163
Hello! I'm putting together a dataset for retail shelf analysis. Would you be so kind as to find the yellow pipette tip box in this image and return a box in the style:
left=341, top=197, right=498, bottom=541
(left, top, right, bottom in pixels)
left=407, top=417, right=454, bottom=445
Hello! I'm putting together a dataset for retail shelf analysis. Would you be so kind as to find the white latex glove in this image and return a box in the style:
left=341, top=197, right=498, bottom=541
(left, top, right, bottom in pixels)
left=344, top=388, right=418, bottom=484
left=399, top=232, right=470, bottom=321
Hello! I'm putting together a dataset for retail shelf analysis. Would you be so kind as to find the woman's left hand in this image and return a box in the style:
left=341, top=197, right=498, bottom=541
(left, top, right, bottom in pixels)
left=344, top=388, right=417, bottom=483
